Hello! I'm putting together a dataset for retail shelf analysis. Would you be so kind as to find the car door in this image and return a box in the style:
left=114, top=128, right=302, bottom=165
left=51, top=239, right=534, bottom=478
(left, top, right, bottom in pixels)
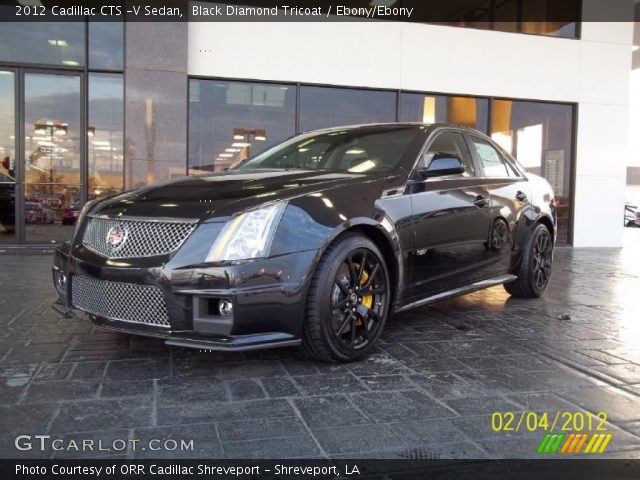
left=406, top=129, right=493, bottom=300
left=466, top=134, right=531, bottom=277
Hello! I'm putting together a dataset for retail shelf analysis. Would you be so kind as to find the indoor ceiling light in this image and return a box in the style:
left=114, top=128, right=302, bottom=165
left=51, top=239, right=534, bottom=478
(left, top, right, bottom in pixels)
left=62, top=60, right=79, bottom=66
left=48, top=39, right=68, bottom=47
left=219, top=153, right=233, bottom=157
left=231, top=142, right=250, bottom=148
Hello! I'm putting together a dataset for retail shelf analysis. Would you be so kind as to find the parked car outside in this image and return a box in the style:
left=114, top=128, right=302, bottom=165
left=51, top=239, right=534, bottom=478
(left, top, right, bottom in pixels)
left=25, top=202, right=54, bottom=224
left=62, top=205, right=81, bottom=225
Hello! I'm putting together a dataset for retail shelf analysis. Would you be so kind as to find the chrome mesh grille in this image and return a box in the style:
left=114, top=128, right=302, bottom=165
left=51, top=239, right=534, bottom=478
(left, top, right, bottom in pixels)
left=71, top=275, right=170, bottom=327
left=82, top=216, right=197, bottom=258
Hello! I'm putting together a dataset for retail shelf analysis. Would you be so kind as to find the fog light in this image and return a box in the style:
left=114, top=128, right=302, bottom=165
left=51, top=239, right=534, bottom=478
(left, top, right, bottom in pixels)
left=218, top=298, right=233, bottom=316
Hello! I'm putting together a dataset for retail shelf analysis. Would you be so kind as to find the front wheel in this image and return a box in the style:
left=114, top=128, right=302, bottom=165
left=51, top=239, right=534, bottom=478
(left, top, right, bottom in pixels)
left=303, top=234, right=390, bottom=362
left=504, top=223, right=553, bottom=298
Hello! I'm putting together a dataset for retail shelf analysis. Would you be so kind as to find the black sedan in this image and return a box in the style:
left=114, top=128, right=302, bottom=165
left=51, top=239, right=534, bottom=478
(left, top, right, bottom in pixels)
left=52, top=123, right=556, bottom=362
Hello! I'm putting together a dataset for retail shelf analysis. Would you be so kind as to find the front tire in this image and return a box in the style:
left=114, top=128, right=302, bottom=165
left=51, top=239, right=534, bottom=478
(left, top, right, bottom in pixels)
left=504, top=223, right=553, bottom=298
left=303, top=233, right=390, bottom=362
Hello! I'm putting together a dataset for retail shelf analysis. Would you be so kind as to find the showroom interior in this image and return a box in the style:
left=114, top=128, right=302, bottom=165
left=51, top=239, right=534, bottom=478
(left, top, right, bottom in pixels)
left=0, top=0, right=637, bottom=248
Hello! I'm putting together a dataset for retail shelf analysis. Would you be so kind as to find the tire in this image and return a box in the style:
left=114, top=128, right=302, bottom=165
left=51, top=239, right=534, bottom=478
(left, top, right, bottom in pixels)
left=504, top=223, right=553, bottom=298
left=302, top=233, right=391, bottom=362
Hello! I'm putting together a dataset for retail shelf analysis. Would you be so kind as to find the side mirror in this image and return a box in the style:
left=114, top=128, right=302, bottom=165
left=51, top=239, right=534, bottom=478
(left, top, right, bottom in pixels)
left=421, top=153, right=465, bottom=178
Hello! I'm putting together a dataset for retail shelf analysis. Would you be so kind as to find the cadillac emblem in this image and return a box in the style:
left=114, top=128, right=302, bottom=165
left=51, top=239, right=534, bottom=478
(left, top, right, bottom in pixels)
left=106, top=224, right=128, bottom=252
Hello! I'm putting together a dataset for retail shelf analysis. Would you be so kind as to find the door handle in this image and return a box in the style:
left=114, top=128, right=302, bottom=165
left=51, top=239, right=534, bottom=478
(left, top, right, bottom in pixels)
left=473, top=195, right=489, bottom=208
left=515, top=190, right=528, bottom=202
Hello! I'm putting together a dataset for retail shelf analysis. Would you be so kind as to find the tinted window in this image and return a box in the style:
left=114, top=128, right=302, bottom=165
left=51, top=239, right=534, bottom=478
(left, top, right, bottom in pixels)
left=299, top=86, right=396, bottom=132
left=401, top=94, right=489, bottom=133
left=471, top=137, right=511, bottom=177
left=490, top=99, right=574, bottom=244
left=238, top=127, right=420, bottom=174
left=89, top=22, right=124, bottom=71
left=189, top=80, right=295, bottom=174
left=0, top=22, right=84, bottom=66
left=88, top=73, right=124, bottom=200
left=421, top=132, right=475, bottom=176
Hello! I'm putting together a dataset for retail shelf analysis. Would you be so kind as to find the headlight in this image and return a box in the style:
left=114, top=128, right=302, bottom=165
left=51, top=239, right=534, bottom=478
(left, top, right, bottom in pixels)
left=205, top=202, right=287, bottom=262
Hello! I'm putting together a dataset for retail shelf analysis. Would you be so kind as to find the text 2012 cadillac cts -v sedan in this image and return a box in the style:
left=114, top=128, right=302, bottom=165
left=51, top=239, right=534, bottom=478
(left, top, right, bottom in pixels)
left=52, top=123, right=556, bottom=362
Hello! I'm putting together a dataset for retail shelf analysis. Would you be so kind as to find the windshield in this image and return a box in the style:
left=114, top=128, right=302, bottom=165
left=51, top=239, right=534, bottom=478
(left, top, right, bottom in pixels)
left=236, top=126, right=421, bottom=174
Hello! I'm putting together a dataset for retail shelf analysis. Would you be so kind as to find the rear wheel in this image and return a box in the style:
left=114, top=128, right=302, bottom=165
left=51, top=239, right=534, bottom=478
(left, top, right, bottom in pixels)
left=504, top=223, right=553, bottom=298
left=303, top=234, right=390, bottom=362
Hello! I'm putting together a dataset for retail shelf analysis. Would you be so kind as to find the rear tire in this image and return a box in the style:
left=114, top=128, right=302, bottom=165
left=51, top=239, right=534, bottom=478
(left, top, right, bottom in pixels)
left=504, top=223, right=553, bottom=298
left=302, top=233, right=390, bottom=362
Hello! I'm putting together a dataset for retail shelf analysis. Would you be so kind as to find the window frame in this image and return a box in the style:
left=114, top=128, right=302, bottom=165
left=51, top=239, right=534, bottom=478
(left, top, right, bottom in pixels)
left=465, top=133, right=525, bottom=180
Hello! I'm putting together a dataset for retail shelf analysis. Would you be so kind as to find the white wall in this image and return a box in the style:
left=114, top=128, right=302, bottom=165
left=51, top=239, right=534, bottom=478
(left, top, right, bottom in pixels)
left=189, top=20, right=634, bottom=247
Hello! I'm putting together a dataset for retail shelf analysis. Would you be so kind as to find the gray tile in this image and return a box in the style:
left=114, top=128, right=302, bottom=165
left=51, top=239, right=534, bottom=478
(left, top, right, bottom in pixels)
left=157, top=377, right=227, bottom=404
left=360, top=375, right=414, bottom=391
left=217, top=417, right=306, bottom=443
left=24, top=381, right=99, bottom=403
left=100, top=380, right=154, bottom=398
left=261, top=377, right=302, bottom=398
left=592, top=364, right=640, bottom=384
left=34, top=363, right=74, bottom=381
left=293, top=374, right=366, bottom=395
left=50, top=398, right=153, bottom=433
left=351, top=391, right=453, bottom=422
left=223, top=435, right=321, bottom=459
left=313, top=424, right=409, bottom=454
left=0, top=403, right=60, bottom=434
left=157, top=399, right=294, bottom=426
left=294, top=395, right=370, bottom=428
left=226, top=379, right=266, bottom=401
left=389, top=418, right=468, bottom=445
left=104, top=359, right=170, bottom=381
left=444, top=396, right=521, bottom=416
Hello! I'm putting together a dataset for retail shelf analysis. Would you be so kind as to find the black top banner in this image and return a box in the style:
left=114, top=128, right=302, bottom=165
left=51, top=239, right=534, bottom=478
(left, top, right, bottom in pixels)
left=0, top=0, right=636, bottom=23
left=4, top=459, right=640, bottom=480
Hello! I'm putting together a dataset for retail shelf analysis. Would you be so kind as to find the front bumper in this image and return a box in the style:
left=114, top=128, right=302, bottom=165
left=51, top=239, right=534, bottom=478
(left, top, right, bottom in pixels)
left=52, top=241, right=319, bottom=351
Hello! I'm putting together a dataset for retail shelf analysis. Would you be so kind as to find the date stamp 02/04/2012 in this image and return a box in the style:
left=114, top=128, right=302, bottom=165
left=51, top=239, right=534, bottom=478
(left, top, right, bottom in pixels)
left=491, top=411, right=613, bottom=455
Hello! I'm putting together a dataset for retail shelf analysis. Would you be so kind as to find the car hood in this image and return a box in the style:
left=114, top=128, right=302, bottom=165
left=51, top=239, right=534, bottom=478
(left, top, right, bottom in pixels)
left=90, top=169, right=395, bottom=221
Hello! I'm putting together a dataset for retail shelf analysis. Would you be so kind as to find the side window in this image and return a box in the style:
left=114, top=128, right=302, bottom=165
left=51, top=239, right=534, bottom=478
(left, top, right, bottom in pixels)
left=420, top=131, right=475, bottom=177
left=471, top=136, right=512, bottom=177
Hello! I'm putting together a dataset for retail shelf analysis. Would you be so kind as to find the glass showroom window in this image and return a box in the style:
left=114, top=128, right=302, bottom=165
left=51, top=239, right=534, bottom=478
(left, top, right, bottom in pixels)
left=88, top=73, right=124, bottom=200
left=189, top=80, right=295, bottom=174
left=400, top=93, right=489, bottom=133
left=299, top=86, right=396, bottom=132
left=0, top=22, right=85, bottom=66
left=89, top=21, right=124, bottom=71
left=491, top=99, right=574, bottom=244
left=0, top=71, right=15, bottom=244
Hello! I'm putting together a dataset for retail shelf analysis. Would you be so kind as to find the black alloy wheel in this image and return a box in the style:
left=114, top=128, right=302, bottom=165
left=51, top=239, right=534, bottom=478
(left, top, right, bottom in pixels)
left=303, top=234, right=390, bottom=362
left=531, top=227, right=553, bottom=290
left=504, top=223, right=553, bottom=298
left=490, top=218, right=510, bottom=250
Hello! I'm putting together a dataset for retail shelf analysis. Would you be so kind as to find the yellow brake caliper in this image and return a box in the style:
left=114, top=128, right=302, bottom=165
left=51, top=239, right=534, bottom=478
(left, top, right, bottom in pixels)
left=352, top=263, right=373, bottom=326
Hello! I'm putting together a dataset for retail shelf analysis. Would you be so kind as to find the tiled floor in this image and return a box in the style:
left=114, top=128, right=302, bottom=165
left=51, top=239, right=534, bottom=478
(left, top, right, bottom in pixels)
left=1, top=230, right=639, bottom=459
